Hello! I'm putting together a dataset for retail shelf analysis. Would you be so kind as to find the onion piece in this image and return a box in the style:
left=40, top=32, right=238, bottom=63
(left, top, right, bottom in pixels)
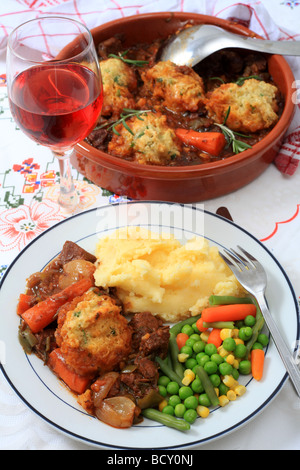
left=92, top=372, right=119, bottom=408
left=95, top=397, right=136, bottom=428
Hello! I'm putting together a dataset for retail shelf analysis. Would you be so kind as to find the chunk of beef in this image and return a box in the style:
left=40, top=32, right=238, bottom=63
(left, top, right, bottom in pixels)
left=59, top=241, right=96, bottom=264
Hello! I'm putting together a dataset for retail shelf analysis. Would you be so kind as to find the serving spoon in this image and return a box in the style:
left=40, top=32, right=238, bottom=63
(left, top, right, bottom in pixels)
left=160, top=24, right=300, bottom=67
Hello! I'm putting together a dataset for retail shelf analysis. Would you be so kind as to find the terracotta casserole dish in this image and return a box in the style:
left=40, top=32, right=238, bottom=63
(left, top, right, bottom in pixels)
left=72, top=12, right=295, bottom=202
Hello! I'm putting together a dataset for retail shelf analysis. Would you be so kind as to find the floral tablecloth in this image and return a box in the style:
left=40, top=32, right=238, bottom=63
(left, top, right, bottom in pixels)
left=1, top=0, right=300, bottom=451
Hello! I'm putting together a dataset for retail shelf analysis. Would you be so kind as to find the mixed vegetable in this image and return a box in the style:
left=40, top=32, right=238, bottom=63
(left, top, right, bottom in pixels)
left=144, top=295, right=268, bottom=432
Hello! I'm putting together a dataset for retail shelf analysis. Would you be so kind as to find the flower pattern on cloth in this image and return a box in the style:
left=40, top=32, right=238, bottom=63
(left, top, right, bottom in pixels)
left=0, top=199, right=65, bottom=251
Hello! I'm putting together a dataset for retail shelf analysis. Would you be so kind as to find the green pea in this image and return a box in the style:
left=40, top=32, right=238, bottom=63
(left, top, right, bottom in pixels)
left=257, top=333, right=269, bottom=347
left=218, top=383, right=229, bottom=396
left=181, top=324, right=194, bottom=336
left=232, top=368, right=239, bottom=380
left=209, top=374, right=221, bottom=387
left=180, top=345, right=193, bottom=357
left=179, top=386, right=193, bottom=400
left=211, top=353, right=224, bottom=365
left=235, top=343, right=247, bottom=358
left=204, top=343, right=218, bottom=356
left=184, top=409, right=198, bottom=424
left=252, top=342, right=263, bottom=350
left=239, top=327, right=253, bottom=341
left=222, top=337, right=236, bottom=352
left=235, top=320, right=244, bottom=329
left=191, top=377, right=204, bottom=394
left=166, top=381, right=180, bottom=395
left=198, top=354, right=210, bottom=367
left=185, top=357, right=197, bottom=370
left=198, top=393, right=211, bottom=407
left=184, top=395, right=198, bottom=410
left=190, top=333, right=201, bottom=342
left=162, top=405, right=175, bottom=416
left=193, top=340, right=206, bottom=354
left=158, top=375, right=171, bottom=387
left=244, top=315, right=256, bottom=327
left=174, top=403, right=186, bottom=418
left=158, top=385, right=167, bottom=397
left=185, top=338, right=196, bottom=348
left=168, top=395, right=181, bottom=407
left=204, top=360, right=218, bottom=375
left=239, top=360, right=251, bottom=375
left=219, top=362, right=233, bottom=376
left=192, top=322, right=200, bottom=334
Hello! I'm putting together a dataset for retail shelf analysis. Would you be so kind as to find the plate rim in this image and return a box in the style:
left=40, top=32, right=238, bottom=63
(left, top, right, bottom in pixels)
left=0, top=201, right=298, bottom=449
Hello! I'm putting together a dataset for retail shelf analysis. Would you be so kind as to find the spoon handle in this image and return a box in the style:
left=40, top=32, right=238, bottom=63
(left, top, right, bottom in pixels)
left=231, top=35, right=300, bottom=56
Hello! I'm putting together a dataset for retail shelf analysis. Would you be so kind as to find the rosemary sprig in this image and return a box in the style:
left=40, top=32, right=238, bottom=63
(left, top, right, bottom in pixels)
left=235, top=75, right=263, bottom=86
left=98, top=108, right=152, bottom=136
left=108, top=50, right=149, bottom=67
left=215, top=106, right=252, bottom=154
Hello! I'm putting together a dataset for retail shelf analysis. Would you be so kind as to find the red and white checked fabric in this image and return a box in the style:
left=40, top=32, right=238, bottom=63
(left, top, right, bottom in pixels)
left=1, top=0, right=300, bottom=175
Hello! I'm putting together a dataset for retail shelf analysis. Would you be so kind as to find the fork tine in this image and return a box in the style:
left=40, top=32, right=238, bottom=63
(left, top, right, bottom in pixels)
left=219, top=249, right=244, bottom=272
left=230, top=247, right=255, bottom=269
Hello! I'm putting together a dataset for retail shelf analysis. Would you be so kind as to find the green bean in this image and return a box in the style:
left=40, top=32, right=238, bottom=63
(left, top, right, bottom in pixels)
left=169, top=314, right=202, bottom=336
left=209, top=295, right=253, bottom=305
left=245, top=299, right=265, bottom=356
left=194, top=365, right=220, bottom=408
left=202, top=321, right=235, bottom=329
left=155, top=356, right=183, bottom=386
left=169, top=333, right=185, bottom=379
left=142, top=408, right=190, bottom=431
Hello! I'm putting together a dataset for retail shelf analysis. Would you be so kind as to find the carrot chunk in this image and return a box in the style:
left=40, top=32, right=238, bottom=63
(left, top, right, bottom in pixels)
left=175, top=129, right=226, bottom=156
left=251, top=348, right=265, bottom=381
left=21, top=278, right=93, bottom=333
left=48, top=348, right=90, bottom=394
left=201, top=304, right=257, bottom=323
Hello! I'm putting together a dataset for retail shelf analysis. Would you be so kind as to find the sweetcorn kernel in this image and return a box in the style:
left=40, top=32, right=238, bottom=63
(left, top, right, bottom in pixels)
left=234, top=385, right=247, bottom=397
left=222, top=375, right=239, bottom=389
left=178, top=353, right=189, bottom=363
left=226, top=354, right=235, bottom=365
left=197, top=405, right=210, bottom=418
left=232, top=329, right=240, bottom=338
left=234, top=338, right=244, bottom=345
left=200, top=331, right=210, bottom=342
left=159, top=400, right=168, bottom=412
left=219, top=395, right=230, bottom=407
left=218, top=346, right=228, bottom=358
left=227, top=390, right=237, bottom=401
left=220, top=329, right=233, bottom=341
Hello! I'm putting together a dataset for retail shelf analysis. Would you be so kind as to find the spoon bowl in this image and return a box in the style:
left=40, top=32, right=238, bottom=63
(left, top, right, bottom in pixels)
left=160, top=23, right=300, bottom=66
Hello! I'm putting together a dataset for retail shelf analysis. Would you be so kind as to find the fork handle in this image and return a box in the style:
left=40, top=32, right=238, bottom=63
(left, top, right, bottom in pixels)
left=256, top=291, right=300, bottom=398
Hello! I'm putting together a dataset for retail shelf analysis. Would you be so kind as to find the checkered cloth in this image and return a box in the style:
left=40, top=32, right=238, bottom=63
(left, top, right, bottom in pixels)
left=1, top=0, right=300, bottom=175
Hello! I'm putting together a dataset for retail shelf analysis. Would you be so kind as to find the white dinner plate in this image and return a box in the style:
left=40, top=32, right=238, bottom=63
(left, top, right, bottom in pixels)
left=0, top=201, right=299, bottom=449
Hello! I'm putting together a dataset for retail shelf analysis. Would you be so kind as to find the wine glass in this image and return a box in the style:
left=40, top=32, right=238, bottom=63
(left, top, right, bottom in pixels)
left=6, top=16, right=103, bottom=212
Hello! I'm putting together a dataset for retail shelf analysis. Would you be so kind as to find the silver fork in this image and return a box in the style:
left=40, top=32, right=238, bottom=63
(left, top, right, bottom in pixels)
left=219, top=245, right=300, bottom=398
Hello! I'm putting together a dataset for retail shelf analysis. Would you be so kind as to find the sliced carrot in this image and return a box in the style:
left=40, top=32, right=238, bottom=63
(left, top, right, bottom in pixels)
left=21, top=278, right=93, bottom=333
left=48, top=348, right=90, bottom=394
left=251, top=348, right=265, bottom=381
left=207, top=328, right=222, bottom=348
left=176, top=332, right=190, bottom=350
left=17, top=293, right=34, bottom=315
left=201, top=304, right=256, bottom=324
left=175, top=129, right=226, bottom=156
left=195, top=316, right=209, bottom=333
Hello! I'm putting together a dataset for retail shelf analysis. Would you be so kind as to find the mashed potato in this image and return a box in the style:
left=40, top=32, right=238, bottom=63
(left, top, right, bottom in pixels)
left=94, top=227, right=246, bottom=323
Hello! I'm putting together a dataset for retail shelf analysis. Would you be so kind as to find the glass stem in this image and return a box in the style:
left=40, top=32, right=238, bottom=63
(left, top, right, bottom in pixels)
left=53, top=150, right=79, bottom=212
